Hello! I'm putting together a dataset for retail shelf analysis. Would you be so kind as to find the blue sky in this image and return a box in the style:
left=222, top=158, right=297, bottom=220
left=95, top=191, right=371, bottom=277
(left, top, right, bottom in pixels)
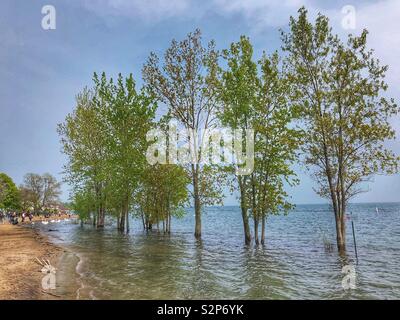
left=1, top=0, right=399, bottom=204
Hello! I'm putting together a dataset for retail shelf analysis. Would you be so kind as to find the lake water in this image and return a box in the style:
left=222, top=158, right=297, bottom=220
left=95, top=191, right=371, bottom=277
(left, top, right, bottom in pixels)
left=32, top=203, right=400, bottom=299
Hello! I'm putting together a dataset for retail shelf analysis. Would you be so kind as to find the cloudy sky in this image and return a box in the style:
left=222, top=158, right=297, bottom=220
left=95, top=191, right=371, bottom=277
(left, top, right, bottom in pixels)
left=1, top=0, right=399, bottom=204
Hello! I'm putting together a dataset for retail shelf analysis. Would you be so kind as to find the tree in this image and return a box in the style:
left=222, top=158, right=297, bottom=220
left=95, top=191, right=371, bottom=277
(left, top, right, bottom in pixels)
left=20, top=173, right=61, bottom=213
left=217, top=36, right=258, bottom=245
left=21, top=173, right=43, bottom=213
left=59, top=72, right=157, bottom=232
left=143, top=29, right=222, bottom=239
left=98, top=73, right=156, bottom=233
left=136, top=163, right=189, bottom=233
left=0, top=173, right=20, bottom=211
left=70, top=186, right=97, bottom=225
left=218, top=36, right=299, bottom=245
left=58, top=85, right=110, bottom=227
left=42, top=173, right=62, bottom=208
left=282, top=7, right=399, bottom=252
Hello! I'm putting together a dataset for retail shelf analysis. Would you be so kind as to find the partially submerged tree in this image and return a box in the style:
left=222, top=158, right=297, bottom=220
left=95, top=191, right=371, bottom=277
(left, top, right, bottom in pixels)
left=97, top=73, right=156, bottom=232
left=59, top=72, right=156, bottom=232
left=282, top=7, right=399, bottom=252
left=218, top=36, right=299, bottom=245
left=143, top=29, right=222, bottom=239
left=137, top=164, right=189, bottom=233
left=58, top=86, right=109, bottom=227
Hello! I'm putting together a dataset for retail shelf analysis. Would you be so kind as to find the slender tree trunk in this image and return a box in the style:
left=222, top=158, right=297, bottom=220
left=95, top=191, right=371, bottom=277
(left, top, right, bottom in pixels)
left=261, top=215, right=266, bottom=245
left=254, top=216, right=259, bottom=245
left=239, top=178, right=251, bottom=245
left=141, top=210, right=145, bottom=230
left=125, top=209, right=130, bottom=233
left=97, top=205, right=105, bottom=228
left=119, top=210, right=125, bottom=231
left=241, top=205, right=251, bottom=245
left=192, top=164, right=201, bottom=239
left=334, top=212, right=346, bottom=252
left=168, top=212, right=171, bottom=234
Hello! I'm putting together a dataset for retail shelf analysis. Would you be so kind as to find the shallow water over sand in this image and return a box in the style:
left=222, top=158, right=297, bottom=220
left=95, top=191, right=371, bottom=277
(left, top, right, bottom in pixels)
left=33, top=203, right=400, bottom=299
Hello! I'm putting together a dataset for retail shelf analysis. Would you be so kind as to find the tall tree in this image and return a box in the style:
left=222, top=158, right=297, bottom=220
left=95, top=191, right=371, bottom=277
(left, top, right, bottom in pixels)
left=143, top=29, right=222, bottom=239
left=0, top=173, right=20, bottom=211
left=282, top=7, right=399, bottom=252
left=42, top=173, right=62, bottom=208
left=217, top=36, right=258, bottom=244
left=218, top=36, right=299, bottom=245
left=137, top=163, right=189, bottom=233
left=20, top=173, right=61, bottom=213
left=58, top=85, right=110, bottom=227
left=59, top=72, right=156, bottom=232
left=99, top=73, right=157, bottom=233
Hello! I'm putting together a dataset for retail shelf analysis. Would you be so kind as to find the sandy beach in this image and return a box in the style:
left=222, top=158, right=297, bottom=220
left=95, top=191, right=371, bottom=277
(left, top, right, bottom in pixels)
left=0, top=224, right=64, bottom=300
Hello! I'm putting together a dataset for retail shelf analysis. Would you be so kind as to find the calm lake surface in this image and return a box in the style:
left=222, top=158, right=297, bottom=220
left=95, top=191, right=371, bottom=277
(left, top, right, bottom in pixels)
left=33, top=203, right=400, bottom=299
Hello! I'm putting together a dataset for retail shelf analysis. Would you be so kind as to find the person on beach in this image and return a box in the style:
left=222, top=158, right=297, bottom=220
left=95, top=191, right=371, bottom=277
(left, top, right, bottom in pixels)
left=11, top=212, right=18, bottom=225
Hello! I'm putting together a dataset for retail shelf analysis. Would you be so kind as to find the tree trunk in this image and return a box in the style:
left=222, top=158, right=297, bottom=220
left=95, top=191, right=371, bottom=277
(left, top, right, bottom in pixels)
left=192, top=164, right=201, bottom=239
left=241, top=206, right=251, bottom=245
left=254, top=217, right=259, bottom=245
left=238, top=177, right=251, bottom=245
left=141, top=211, right=145, bottom=230
left=119, top=210, right=125, bottom=231
left=97, top=205, right=105, bottom=228
left=261, top=215, right=266, bottom=245
left=168, top=212, right=171, bottom=234
left=335, top=213, right=346, bottom=253
left=125, top=209, right=130, bottom=233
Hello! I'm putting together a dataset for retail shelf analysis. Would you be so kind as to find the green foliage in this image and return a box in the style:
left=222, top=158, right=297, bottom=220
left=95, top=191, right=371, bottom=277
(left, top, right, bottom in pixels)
left=282, top=7, right=399, bottom=250
left=70, top=187, right=96, bottom=221
left=217, top=36, right=300, bottom=243
left=0, top=173, right=20, bottom=211
left=142, top=29, right=223, bottom=237
left=59, top=72, right=157, bottom=230
left=19, top=173, right=61, bottom=213
left=136, top=163, right=189, bottom=226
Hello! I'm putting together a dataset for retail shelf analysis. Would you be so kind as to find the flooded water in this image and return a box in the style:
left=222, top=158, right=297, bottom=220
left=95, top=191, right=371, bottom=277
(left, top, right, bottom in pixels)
left=32, top=203, right=400, bottom=299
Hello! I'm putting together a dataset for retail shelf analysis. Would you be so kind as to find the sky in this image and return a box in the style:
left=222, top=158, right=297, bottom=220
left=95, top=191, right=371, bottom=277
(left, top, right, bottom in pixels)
left=0, top=0, right=399, bottom=205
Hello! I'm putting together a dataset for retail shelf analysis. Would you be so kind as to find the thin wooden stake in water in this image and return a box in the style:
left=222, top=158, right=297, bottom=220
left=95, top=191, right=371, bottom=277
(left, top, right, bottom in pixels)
left=351, top=218, right=358, bottom=264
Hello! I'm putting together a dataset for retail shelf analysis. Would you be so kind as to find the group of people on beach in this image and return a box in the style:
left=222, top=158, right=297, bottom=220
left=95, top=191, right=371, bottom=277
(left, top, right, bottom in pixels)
left=0, top=211, right=34, bottom=225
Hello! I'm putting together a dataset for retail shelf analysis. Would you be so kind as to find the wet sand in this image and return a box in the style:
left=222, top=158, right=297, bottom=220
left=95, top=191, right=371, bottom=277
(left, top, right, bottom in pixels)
left=0, top=224, right=67, bottom=300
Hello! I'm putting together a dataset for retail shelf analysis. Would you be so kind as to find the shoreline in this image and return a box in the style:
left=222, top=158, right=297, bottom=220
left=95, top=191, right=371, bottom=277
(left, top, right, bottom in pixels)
left=0, top=224, right=74, bottom=300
